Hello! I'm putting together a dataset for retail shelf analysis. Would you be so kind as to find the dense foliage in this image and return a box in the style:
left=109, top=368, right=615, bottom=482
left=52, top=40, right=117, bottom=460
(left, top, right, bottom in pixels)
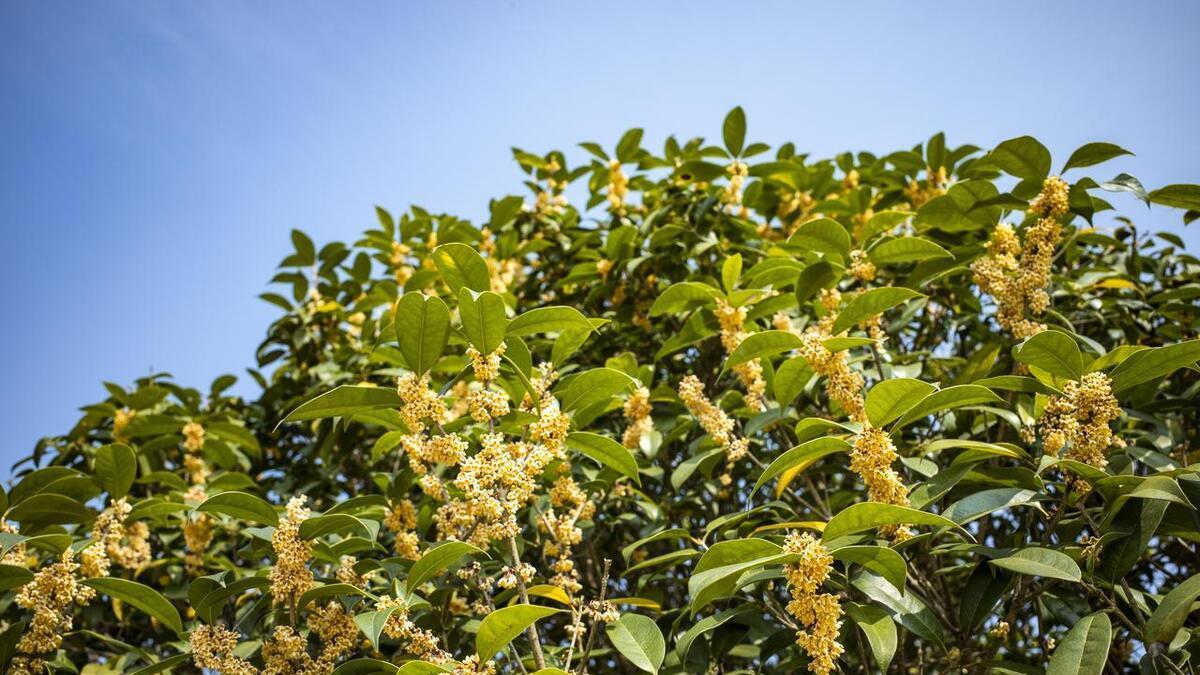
left=4, top=109, right=1200, bottom=675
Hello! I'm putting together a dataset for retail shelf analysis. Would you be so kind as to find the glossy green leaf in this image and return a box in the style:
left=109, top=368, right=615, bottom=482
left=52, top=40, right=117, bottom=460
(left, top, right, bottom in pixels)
left=566, top=432, right=640, bottom=484
left=506, top=306, right=593, bottom=337
left=82, top=578, right=182, bottom=635
left=823, top=503, right=960, bottom=541
left=458, top=288, right=507, bottom=355
left=432, top=242, right=490, bottom=294
left=753, top=437, right=850, bottom=494
left=475, top=604, right=561, bottom=659
left=94, top=443, right=137, bottom=500
left=394, top=293, right=451, bottom=375
left=606, top=613, right=665, bottom=674
left=989, top=547, right=1081, bottom=582
left=407, top=541, right=486, bottom=599
left=723, top=330, right=802, bottom=371
left=1046, top=612, right=1111, bottom=675
left=1012, top=330, right=1083, bottom=380
left=866, top=378, right=936, bottom=427
left=281, top=385, right=403, bottom=424
left=196, top=491, right=279, bottom=526
left=831, top=287, right=924, bottom=335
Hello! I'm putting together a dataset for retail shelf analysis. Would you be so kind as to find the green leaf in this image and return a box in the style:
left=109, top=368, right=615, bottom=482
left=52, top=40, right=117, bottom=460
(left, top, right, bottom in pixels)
left=394, top=293, right=451, bottom=375
left=823, top=503, right=960, bottom=541
left=866, top=379, right=937, bottom=427
left=566, top=432, right=640, bottom=484
left=1046, top=612, right=1111, bottom=675
left=291, top=229, right=316, bottom=265
left=355, top=606, right=406, bottom=652
left=851, top=571, right=945, bottom=646
left=94, top=443, right=137, bottom=500
left=1109, top=339, right=1200, bottom=393
left=894, top=385, right=1001, bottom=428
left=943, top=488, right=1039, bottom=524
left=988, top=136, right=1051, bottom=179
left=1148, top=183, right=1200, bottom=211
left=1012, top=330, right=1083, bottom=380
left=1145, top=572, right=1200, bottom=644
left=197, top=491, right=279, bottom=526
left=0, top=564, right=34, bottom=592
left=723, top=330, right=802, bottom=371
left=788, top=218, right=851, bottom=257
left=81, top=578, right=182, bottom=635
left=7, top=494, right=93, bottom=526
left=722, top=106, right=746, bottom=156
left=298, top=583, right=366, bottom=611
left=407, top=541, right=486, bottom=599
left=506, top=306, right=593, bottom=337
left=281, top=385, right=403, bottom=425
left=1062, top=142, right=1132, bottom=172
left=688, top=538, right=789, bottom=613
left=557, top=368, right=635, bottom=413
left=867, top=237, right=953, bottom=265
left=648, top=282, right=721, bottom=317
left=475, top=604, right=561, bottom=659
left=432, top=243, right=490, bottom=294
left=721, top=253, right=742, bottom=293
left=458, top=289, right=507, bottom=355
left=606, top=613, right=665, bottom=674
left=127, top=654, right=193, bottom=675
left=299, top=514, right=374, bottom=540
left=753, top=437, right=850, bottom=494
left=831, top=287, right=924, bottom=335
left=794, top=261, right=838, bottom=304
left=393, top=661, right=450, bottom=675
left=616, top=128, right=643, bottom=163
left=845, top=602, right=898, bottom=672
left=832, top=545, right=907, bottom=591
left=989, top=547, right=1081, bottom=582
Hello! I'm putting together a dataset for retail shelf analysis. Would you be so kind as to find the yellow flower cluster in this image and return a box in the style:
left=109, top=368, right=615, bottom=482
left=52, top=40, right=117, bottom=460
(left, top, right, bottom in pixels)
left=542, top=474, right=596, bottom=595
left=596, top=258, right=614, bottom=280
left=721, top=161, right=749, bottom=207
left=971, top=177, right=1070, bottom=338
left=488, top=257, right=520, bottom=294
left=181, top=420, right=212, bottom=484
left=398, top=373, right=448, bottom=432
left=1040, top=371, right=1123, bottom=481
left=436, top=432, right=554, bottom=546
left=270, top=496, right=314, bottom=608
left=0, top=518, right=27, bottom=566
left=520, top=362, right=559, bottom=412
left=678, top=375, right=748, bottom=485
left=82, top=498, right=151, bottom=575
left=622, top=385, right=653, bottom=450
left=715, top=298, right=767, bottom=411
left=466, top=345, right=511, bottom=422
left=191, top=624, right=257, bottom=675
left=113, top=407, right=134, bottom=443
left=183, top=512, right=214, bottom=575
left=607, top=160, right=629, bottom=211
left=796, top=290, right=867, bottom=423
left=783, top=533, right=844, bottom=675
left=850, top=426, right=913, bottom=541
left=777, top=190, right=815, bottom=227
left=391, top=241, right=415, bottom=286
left=183, top=420, right=205, bottom=452
left=903, top=166, right=948, bottom=209
left=376, top=594, right=450, bottom=662
left=384, top=499, right=421, bottom=560
left=849, top=249, right=876, bottom=283
left=13, top=550, right=97, bottom=673
left=258, top=602, right=358, bottom=675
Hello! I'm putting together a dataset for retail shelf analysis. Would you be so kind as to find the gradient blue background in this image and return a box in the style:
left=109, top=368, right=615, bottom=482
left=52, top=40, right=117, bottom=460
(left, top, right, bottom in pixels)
left=2, top=1, right=1198, bottom=475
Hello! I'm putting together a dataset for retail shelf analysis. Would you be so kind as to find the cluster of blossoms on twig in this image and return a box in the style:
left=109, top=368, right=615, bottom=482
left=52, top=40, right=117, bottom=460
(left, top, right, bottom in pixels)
left=971, top=176, right=1070, bottom=338
left=714, top=297, right=767, bottom=411
left=677, top=375, right=749, bottom=486
left=783, top=532, right=844, bottom=675
left=1040, top=371, right=1124, bottom=493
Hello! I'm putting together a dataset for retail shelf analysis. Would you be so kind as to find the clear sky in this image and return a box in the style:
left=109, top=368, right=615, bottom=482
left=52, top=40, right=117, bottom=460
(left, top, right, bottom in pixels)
left=2, top=1, right=1198, bottom=474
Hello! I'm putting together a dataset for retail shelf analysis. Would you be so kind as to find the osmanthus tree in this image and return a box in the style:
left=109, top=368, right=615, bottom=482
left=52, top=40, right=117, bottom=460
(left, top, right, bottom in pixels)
left=4, top=109, right=1200, bottom=675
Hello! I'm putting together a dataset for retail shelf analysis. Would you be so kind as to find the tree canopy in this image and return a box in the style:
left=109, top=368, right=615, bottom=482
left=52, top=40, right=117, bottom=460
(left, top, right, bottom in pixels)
left=4, top=109, right=1200, bottom=674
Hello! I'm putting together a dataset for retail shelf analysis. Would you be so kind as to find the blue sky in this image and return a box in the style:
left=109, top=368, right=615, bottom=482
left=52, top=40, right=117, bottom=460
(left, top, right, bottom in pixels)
left=1, top=1, right=1197, bottom=474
